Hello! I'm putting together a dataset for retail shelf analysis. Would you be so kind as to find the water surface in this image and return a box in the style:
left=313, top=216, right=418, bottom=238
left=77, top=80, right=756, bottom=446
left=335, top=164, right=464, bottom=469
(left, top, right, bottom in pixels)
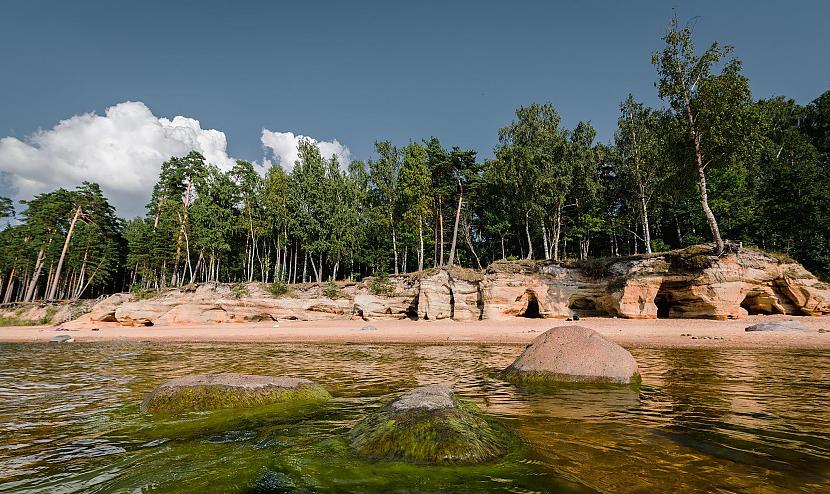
left=0, top=342, right=828, bottom=493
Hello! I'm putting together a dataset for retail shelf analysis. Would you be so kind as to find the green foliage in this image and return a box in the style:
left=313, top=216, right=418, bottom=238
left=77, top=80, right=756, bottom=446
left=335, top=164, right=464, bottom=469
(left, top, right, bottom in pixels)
left=269, top=280, right=289, bottom=297
left=323, top=281, right=341, bottom=299
left=231, top=283, right=249, bottom=299
left=1, top=15, right=829, bottom=302
left=368, top=272, right=395, bottom=296
left=651, top=239, right=671, bottom=253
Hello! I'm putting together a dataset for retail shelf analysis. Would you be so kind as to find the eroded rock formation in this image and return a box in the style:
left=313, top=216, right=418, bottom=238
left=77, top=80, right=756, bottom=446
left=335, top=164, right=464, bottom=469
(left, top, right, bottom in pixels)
left=70, top=245, right=830, bottom=326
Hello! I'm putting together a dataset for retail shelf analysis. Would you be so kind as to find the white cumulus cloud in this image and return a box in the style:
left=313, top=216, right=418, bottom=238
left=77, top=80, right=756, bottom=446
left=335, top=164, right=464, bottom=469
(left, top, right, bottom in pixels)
left=0, top=101, right=235, bottom=218
left=0, top=101, right=354, bottom=219
left=261, top=130, right=352, bottom=171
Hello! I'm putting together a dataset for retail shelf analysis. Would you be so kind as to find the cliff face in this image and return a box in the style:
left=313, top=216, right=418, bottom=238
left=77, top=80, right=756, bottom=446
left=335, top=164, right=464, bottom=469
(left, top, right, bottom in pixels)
left=76, top=246, right=830, bottom=326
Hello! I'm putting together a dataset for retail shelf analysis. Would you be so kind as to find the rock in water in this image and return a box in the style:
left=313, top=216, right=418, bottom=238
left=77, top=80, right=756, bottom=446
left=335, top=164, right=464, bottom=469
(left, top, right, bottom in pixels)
left=140, top=373, right=330, bottom=415
left=248, top=471, right=295, bottom=493
left=745, top=321, right=804, bottom=332
left=49, top=334, right=74, bottom=343
left=349, top=384, right=509, bottom=464
left=360, top=325, right=378, bottom=331
left=504, top=326, right=640, bottom=386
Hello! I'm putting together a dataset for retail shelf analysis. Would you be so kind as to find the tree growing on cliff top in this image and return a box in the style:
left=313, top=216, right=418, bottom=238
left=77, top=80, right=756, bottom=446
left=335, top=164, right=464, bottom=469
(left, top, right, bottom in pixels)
left=652, top=15, right=755, bottom=254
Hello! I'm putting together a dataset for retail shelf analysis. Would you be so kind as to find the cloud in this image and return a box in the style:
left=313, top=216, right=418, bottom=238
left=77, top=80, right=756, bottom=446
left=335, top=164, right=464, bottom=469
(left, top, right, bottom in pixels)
left=0, top=101, right=235, bottom=218
left=261, top=130, right=352, bottom=171
left=0, top=101, right=354, bottom=219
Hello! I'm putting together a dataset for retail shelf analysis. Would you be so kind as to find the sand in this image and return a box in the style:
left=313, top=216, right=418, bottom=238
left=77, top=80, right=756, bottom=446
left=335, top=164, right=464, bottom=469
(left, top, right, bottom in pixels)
left=1, top=314, right=829, bottom=349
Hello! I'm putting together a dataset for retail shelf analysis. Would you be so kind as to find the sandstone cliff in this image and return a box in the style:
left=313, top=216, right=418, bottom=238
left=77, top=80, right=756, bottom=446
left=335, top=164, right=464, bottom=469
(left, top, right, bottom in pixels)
left=72, top=245, right=830, bottom=326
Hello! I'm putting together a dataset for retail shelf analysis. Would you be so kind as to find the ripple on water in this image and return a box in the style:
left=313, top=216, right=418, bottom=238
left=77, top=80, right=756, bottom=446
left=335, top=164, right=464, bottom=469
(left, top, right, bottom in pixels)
left=0, top=342, right=828, bottom=493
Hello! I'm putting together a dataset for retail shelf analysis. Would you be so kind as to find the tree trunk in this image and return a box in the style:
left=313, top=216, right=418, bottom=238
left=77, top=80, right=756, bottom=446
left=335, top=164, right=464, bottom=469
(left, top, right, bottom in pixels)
left=391, top=216, right=399, bottom=275
left=500, top=234, right=506, bottom=260
left=681, top=77, right=724, bottom=253
left=462, top=213, right=482, bottom=270
left=524, top=209, right=534, bottom=259
left=438, top=197, right=444, bottom=266
left=553, top=203, right=562, bottom=261
left=3, top=267, right=16, bottom=304
left=418, top=215, right=424, bottom=272
left=640, top=185, right=652, bottom=254
left=24, top=248, right=46, bottom=302
left=695, top=153, right=724, bottom=253
left=541, top=221, right=550, bottom=260
left=447, top=179, right=463, bottom=266
left=48, top=206, right=82, bottom=300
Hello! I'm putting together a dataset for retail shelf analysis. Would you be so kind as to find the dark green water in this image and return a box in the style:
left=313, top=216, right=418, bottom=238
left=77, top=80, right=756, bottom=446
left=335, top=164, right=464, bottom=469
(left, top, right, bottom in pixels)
left=0, top=342, right=828, bottom=493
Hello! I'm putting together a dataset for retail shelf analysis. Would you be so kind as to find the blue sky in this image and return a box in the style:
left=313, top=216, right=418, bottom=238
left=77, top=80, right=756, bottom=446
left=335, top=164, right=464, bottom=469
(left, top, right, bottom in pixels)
left=1, top=0, right=828, bottom=216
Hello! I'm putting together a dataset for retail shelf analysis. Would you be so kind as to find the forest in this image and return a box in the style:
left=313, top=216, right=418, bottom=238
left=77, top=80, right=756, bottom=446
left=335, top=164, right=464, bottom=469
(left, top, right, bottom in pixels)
left=1, top=17, right=828, bottom=303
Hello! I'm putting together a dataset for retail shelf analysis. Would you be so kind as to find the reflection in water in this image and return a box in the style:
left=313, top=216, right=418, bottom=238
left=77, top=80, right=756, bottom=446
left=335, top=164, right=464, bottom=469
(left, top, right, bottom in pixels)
left=0, top=342, right=828, bottom=493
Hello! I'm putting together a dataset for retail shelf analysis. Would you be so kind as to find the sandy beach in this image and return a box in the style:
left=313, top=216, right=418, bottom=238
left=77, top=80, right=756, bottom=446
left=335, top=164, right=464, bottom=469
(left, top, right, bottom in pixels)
left=1, top=315, right=828, bottom=349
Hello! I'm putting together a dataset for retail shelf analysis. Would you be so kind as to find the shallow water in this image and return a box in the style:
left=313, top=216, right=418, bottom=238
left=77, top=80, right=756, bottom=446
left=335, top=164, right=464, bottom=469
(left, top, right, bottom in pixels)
left=0, top=342, right=828, bottom=493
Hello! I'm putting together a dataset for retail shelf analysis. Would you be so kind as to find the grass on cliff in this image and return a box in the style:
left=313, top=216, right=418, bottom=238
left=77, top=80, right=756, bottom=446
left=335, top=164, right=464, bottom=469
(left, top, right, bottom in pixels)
left=407, top=264, right=484, bottom=283
left=0, top=306, right=57, bottom=327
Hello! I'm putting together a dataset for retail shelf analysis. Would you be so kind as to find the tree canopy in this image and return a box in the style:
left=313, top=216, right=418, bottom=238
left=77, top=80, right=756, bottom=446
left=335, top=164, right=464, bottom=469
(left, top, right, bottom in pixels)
left=1, top=15, right=829, bottom=304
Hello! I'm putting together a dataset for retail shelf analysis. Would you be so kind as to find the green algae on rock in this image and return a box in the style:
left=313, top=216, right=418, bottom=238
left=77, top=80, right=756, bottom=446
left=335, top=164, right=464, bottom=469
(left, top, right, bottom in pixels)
left=140, top=373, right=331, bottom=415
left=503, top=326, right=641, bottom=387
left=349, top=384, right=510, bottom=465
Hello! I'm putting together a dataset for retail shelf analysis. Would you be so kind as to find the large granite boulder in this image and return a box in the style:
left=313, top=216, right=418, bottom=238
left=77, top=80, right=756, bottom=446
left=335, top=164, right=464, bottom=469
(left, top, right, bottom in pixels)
left=141, top=373, right=330, bottom=415
left=504, top=326, right=640, bottom=386
left=349, top=384, right=509, bottom=464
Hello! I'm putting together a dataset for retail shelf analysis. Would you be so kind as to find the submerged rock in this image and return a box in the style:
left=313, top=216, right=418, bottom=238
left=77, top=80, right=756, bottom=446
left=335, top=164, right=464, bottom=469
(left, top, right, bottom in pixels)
left=140, top=373, right=330, bottom=415
left=349, top=384, right=509, bottom=464
left=745, top=321, right=804, bottom=332
left=249, top=471, right=295, bottom=494
left=504, top=326, right=640, bottom=386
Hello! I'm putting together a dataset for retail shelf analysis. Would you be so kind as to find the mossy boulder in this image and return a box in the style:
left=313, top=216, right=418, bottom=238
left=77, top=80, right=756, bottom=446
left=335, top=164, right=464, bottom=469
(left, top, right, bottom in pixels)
left=504, top=326, right=641, bottom=387
left=349, top=384, right=509, bottom=464
left=140, top=373, right=331, bottom=415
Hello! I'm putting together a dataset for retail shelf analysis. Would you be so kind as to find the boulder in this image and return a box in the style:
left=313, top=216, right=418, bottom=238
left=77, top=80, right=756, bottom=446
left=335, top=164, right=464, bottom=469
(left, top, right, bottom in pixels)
left=49, top=334, right=74, bottom=343
left=504, top=326, right=640, bottom=386
left=349, top=384, right=509, bottom=464
left=745, top=321, right=804, bottom=332
left=141, top=373, right=330, bottom=415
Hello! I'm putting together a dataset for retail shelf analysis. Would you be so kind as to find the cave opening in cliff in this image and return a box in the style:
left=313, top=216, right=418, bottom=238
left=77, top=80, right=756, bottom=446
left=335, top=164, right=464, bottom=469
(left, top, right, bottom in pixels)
left=568, top=297, right=607, bottom=317
left=740, top=292, right=766, bottom=315
left=519, top=291, right=543, bottom=318
left=654, top=283, right=675, bottom=318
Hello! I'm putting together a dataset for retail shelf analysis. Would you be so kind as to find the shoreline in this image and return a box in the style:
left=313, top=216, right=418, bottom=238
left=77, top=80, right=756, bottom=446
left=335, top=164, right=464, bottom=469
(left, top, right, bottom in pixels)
left=1, top=315, right=829, bottom=349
